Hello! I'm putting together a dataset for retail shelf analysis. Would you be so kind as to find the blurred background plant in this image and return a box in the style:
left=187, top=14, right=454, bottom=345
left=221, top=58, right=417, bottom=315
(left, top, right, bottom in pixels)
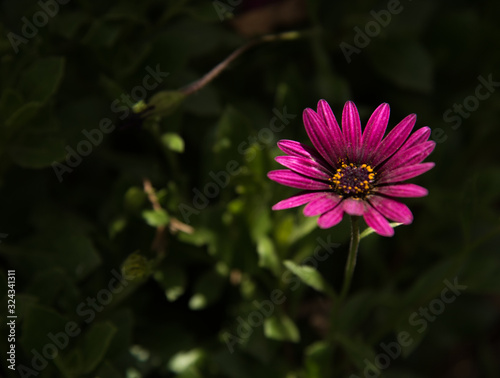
left=1, top=0, right=499, bottom=377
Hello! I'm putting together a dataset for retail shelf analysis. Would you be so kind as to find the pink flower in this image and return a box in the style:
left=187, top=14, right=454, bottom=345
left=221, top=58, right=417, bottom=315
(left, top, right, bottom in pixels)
left=268, top=100, right=435, bottom=237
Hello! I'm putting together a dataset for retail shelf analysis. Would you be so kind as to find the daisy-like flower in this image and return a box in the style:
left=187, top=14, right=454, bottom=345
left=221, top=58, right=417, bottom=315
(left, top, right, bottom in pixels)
left=268, top=100, right=435, bottom=237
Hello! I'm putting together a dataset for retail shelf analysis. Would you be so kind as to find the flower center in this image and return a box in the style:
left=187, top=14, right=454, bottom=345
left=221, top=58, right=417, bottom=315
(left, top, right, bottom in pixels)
left=329, top=161, right=376, bottom=198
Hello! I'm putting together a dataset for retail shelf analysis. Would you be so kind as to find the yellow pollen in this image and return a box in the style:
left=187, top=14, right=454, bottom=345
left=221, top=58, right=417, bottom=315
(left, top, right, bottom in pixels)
left=329, top=160, right=377, bottom=198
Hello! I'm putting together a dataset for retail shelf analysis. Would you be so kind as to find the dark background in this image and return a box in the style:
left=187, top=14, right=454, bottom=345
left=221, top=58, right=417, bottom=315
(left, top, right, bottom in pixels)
left=1, top=0, right=499, bottom=377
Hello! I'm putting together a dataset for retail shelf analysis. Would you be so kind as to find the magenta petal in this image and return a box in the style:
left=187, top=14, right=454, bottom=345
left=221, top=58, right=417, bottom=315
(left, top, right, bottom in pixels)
left=369, top=196, right=413, bottom=225
left=316, top=100, right=346, bottom=161
left=277, top=140, right=326, bottom=163
left=361, top=103, right=390, bottom=161
left=342, top=101, right=362, bottom=162
left=363, top=205, right=394, bottom=237
left=318, top=205, right=345, bottom=228
left=342, top=198, right=365, bottom=216
left=374, top=184, right=428, bottom=197
left=377, top=162, right=435, bottom=184
left=268, top=170, right=330, bottom=190
left=275, top=156, right=332, bottom=180
left=303, top=193, right=342, bottom=216
left=272, top=192, right=324, bottom=210
left=399, top=127, right=431, bottom=152
left=380, top=141, right=436, bottom=172
left=303, top=109, right=337, bottom=167
left=372, top=113, right=416, bottom=166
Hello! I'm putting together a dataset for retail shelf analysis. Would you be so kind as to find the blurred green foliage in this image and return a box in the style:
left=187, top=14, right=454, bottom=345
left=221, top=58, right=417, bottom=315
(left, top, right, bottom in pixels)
left=1, top=0, right=500, bottom=377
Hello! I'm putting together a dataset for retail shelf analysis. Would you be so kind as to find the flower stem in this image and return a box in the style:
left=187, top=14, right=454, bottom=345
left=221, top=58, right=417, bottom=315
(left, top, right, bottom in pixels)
left=327, top=216, right=361, bottom=373
left=180, top=30, right=308, bottom=96
left=339, top=216, right=360, bottom=302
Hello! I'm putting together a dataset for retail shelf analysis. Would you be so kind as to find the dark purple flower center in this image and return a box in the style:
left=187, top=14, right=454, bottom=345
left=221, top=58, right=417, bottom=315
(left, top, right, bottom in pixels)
left=329, top=161, right=376, bottom=198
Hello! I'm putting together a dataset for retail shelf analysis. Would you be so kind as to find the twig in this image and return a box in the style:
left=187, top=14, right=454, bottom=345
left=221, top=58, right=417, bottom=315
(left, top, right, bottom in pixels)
left=143, top=178, right=167, bottom=257
left=179, top=30, right=305, bottom=96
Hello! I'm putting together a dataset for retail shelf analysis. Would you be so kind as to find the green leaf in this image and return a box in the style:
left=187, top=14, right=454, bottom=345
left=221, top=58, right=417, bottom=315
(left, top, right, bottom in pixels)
left=168, top=348, right=205, bottom=374
left=24, top=268, right=75, bottom=306
left=283, top=260, right=335, bottom=295
left=142, top=208, right=170, bottom=227
left=94, top=361, right=123, bottom=378
left=161, top=132, right=185, bottom=153
left=109, top=216, right=127, bottom=239
left=4, top=101, right=43, bottom=130
left=20, top=304, right=70, bottom=353
left=360, top=222, right=402, bottom=239
left=209, top=105, right=252, bottom=171
left=124, top=186, right=147, bottom=213
left=2, top=211, right=101, bottom=280
left=335, top=333, right=377, bottom=371
left=19, top=57, right=65, bottom=103
left=79, top=321, right=117, bottom=374
left=264, top=313, right=300, bottom=342
left=121, top=252, right=151, bottom=281
left=400, top=259, right=456, bottom=308
left=304, top=341, right=332, bottom=378
left=0, top=88, right=23, bottom=122
left=102, top=309, right=134, bottom=358
left=148, top=91, right=186, bottom=118
left=394, top=317, right=428, bottom=358
left=289, top=216, right=319, bottom=244
left=9, top=132, right=66, bottom=168
left=248, top=204, right=272, bottom=241
left=256, top=236, right=281, bottom=276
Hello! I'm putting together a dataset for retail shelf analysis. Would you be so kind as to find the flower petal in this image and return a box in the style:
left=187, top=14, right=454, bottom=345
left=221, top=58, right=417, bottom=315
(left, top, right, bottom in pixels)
left=277, top=140, right=326, bottom=163
left=342, top=198, right=365, bottom=216
left=316, top=100, right=346, bottom=162
left=379, top=141, right=435, bottom=173
left=342, top=101, right=362, bottom=162
left=362, top=205, right=394, bottom=237
left=369, top=196, right=413, bottom=224
left=303, top=193, right=342, bottom=216
left=399, top=127, right=431, bottom=152
left=374, top=184, right=428, bottom=197
left=272, top=192, right=324, bottom=210
left=372, top=113, right=416, bottom=166
left=275, top=156, right=332, bottom=180
left=377, top=162, right=435, bottom=184
left=303, top=108, right=337, bottom=167
left=361, top=103, right=390, bottom=161
left=268, top=170, right=331, bottom=190
left=318, top=205, right=345, bottom=228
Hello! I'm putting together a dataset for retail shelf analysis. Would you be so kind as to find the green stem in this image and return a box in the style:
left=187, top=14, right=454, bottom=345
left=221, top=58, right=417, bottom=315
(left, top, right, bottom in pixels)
left=327, top=216, right=361, bottom=373
left=328, top=216, right=361, bottom=332
left=339, top=216, right=360, bottom=302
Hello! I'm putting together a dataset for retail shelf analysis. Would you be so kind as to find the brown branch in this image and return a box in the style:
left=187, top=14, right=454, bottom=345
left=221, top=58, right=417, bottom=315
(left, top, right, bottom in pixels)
left=143, top=178, right=167, bottom=257
left=179, top=30, right=305, bottom=96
